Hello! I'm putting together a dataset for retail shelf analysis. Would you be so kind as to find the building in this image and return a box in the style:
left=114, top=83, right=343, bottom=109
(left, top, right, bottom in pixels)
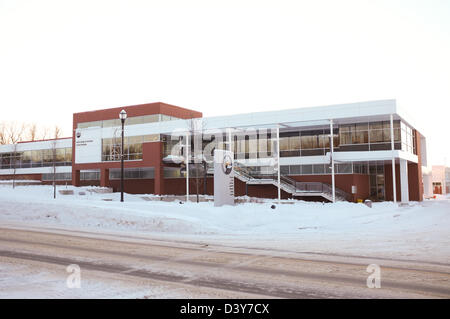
left=431, top=165, right=450, bottom=195
left=0, top=100, right=428, bottom=202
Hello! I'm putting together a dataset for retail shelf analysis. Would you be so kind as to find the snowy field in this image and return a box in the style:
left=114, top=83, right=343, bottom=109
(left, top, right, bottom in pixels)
left=0, top=184, right=449, bottom=264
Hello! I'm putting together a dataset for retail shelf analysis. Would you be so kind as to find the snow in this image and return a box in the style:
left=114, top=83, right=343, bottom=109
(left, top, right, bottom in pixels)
left=0, top=184, right=449, bottom=263
left=0, top=260, right=210, bottom=299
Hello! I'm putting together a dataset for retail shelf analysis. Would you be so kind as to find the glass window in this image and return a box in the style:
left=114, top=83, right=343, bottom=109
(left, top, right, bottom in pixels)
left=279, top=137, right=289, bottom=151
left=102, top=119, right=121, bottom=127
left=55, top=149, right=65, bottom=162
left=161, top=114, right=172, bottom=121
left=340, top=132, right=352, bottom=145
left=248, top=138, right=258, bottom=155
left=65, top=148, right=72, bottom=162
left=78, top=121, right=102, bottom=129
left=382, top=128, right=391, bottom=142
left=143, top=134, right=159, bottom=142
left=340, top=125, right=351, bottom=133
left=337, top=163, right=352, bottom=174
left=143, top=114, right=160, bottom=123
left=290, top=165, right=301, bottom=175
left=126, top=116, right=144, bottom=125
left=318, top=134, right=330, bottom=148
left=302, top=165, right=313, bottom=174
left=128, top=136, right=143, bottom=144
left=369, top=122, right=383, bottom=130
left=369, top=130, right=383, bottom=143
left=280, top=165, right=289, bottom=175
left=289, top=136, right=301, bottom=150
left=313, top=164, right=325, bottom=174
left=355, top=122, right=368, bottom=130
left=352, top=131, right=368, bottom=144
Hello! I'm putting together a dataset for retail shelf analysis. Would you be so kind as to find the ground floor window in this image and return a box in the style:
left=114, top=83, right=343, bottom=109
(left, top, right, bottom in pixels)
left=369, top=162, right=385, bottom=200
left=109, top=167, right=154, bottom=179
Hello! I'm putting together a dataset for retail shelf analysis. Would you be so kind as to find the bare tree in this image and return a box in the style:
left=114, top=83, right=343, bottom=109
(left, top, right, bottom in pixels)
left=7, top=122, right=25, bottom=189
left=187, top=116, right=207, bottom=203
left=0, top=122, right=7, bottom=145
left=51, top=125, right=62, bottom=199
left=27, top=123, right=38, bottom=141
left=40, top=125, right=50, bottom=140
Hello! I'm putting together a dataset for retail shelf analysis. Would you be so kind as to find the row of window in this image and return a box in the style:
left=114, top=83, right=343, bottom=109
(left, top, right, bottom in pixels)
left=161, top=120, right=415, bottom=161
left=109, top=167, right=154, bottom=179
left=277, top=162, right=385, bottom=176
left=42, top=171, right=99, bottom=181
left=78, top=114, right=180, bottom=129
left=162, top=166, right=207, bottom=179
left=0, top=148, right=72, bottom=169
left=42, top=172, right=72, bottom=181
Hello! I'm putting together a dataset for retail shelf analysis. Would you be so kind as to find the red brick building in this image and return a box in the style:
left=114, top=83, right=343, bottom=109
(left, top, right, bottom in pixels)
left=0, top=99, right=427, bottom=203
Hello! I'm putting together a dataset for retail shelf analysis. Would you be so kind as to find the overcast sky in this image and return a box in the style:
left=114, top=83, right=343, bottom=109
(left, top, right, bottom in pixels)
left=1, top=0, right=449, bottom=165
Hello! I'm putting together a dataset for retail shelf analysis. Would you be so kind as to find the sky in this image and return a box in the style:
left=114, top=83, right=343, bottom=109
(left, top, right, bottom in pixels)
left=0, top=0, right=449, bottom=165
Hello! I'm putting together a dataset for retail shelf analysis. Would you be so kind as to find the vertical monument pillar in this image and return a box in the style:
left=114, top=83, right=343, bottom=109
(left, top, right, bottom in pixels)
left=214, top=149, right=235, bottom=207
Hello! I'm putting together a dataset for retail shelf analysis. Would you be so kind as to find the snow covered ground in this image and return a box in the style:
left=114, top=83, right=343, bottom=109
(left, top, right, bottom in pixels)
left=0, top=184, right=449, bottom=263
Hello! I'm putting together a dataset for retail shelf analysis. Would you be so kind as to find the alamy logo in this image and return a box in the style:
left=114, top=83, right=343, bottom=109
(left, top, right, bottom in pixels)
left=66, top=264, right=81, bottom=288
left=366, top=264, right=381, bottom=288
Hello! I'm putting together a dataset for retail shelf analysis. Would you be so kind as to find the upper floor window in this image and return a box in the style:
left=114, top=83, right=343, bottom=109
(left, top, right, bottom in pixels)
left=77, top=114, right=180, bottom=129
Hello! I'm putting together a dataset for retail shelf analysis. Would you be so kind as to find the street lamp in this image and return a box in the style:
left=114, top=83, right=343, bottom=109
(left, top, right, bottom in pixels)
left=119, top=109, right=127, bottom=202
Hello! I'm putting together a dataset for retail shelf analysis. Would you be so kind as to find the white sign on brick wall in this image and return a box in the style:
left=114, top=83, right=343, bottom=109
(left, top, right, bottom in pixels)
left=75, top=128, right=102, bottom=163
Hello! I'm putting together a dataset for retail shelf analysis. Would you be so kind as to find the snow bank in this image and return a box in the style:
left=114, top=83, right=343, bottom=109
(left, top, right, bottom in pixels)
left=0, top=184, right=449, bottom=263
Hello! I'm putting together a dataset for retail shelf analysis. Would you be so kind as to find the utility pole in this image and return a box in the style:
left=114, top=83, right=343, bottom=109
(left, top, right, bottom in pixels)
left=119, top=110, right=127, bottom=202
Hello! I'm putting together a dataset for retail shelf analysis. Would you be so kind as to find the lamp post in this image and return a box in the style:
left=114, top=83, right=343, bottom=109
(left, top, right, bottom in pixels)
left=119, top=109, right=127, bottom=202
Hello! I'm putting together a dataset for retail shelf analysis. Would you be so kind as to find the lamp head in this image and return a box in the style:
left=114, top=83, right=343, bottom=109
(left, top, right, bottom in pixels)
left=119, top=109, right=127, bottom=121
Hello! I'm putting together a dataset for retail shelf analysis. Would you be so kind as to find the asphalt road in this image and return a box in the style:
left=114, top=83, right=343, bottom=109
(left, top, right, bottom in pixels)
left=1, top=226, right=449, bottom=298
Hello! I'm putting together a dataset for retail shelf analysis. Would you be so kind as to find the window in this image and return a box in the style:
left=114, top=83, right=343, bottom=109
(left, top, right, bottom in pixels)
left=109, top=167, right=155, bottom=179
left=289, top=136, right=301, bottom=150
left=313, top=164, right=325, bottom=174
left=101, top=135, right=150, bottom=161
left=0, top=148, right=72, bottom=169
left=163, top=167, right=183, bottom=178
left=77, top=114, right=179, bottom=129
left=338, top=120, right=402, bottom=152
left=42, top=173, right=72, bottom=181
left=81, top=170, right=100, bottom=180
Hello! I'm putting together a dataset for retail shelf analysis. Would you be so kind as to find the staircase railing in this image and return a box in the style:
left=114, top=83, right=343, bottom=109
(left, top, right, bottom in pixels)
left=233, top=162, right=353, bottom=202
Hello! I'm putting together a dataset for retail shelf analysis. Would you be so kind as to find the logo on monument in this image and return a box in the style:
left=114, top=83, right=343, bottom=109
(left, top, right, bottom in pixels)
left=76, top=132, right=81, bottom=138
left=222, top=154, right=233, bottom=175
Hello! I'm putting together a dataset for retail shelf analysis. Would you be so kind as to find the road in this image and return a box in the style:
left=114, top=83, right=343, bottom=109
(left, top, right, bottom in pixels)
left=1, top=225, right=449, bottom=298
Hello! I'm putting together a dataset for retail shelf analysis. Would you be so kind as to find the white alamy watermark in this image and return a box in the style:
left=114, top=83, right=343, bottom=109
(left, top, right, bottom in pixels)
left=366, top=264, right=381, bottom=288
left=66, top=264, right=81, bottom=288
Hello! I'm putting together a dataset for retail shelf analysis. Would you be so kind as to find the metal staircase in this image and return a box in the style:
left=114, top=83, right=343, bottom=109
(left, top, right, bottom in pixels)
left=233, top=163, right=351, bottom=202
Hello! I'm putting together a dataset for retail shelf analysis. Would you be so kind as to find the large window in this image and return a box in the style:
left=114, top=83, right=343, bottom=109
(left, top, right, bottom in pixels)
left=78, top=114, right=180, bottom=129
left=109, top=167, right=154, bottom=179
left=278, top=129, right=338, bottom=157
left=0, top=147, right=72, bottom=169
left=369, top=162, right=385, bottom=200
left=101, top=134, right=158, bottom=162
left=401, top=121, right=415, bottom=154
left=42, top=172, right=72, bottom=181
left=279, top=162, right=371, bottom=176
left=81, top=170, right=100, bottom=180
left=339, top=120, right=401, bottom=151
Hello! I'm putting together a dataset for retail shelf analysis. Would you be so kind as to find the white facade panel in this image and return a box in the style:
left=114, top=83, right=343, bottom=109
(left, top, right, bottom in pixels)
left=74, top=128, right=102, bottom=164
left=0, top=138, right=72, bottom=153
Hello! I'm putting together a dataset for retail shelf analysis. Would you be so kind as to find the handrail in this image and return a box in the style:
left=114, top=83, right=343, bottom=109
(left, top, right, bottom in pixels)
left=233, top=163, right=352, bottom=201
